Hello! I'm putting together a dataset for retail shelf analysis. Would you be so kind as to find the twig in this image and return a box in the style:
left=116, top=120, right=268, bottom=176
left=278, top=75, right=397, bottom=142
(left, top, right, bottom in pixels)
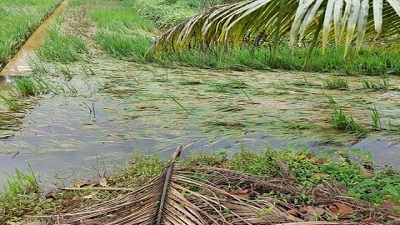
left=60, top=187, right=135, bottom=191
left=170, top=97, right=190, bottom=113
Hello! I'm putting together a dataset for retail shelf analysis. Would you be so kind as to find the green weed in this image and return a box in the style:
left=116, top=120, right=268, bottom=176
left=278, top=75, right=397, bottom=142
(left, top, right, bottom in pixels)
left=153, top=44, right=400, bottom=76
left=90, top=8, right=155, bottom=33
left=331, top=108, right=366, bottom=136
left=131, top=0, right=198, bottom=28
left=322, top=91, right=336, bottom=106
left=208, top=80, right=249, bottom=93
left=107, top=153, right=167, bottom=189
left=361, top=78, right=389, bottom=91
left=11, top=76, right=51, bottom=97
left=371, top=107, right=382, bottom=130
left=321, top=76, right=349, bottom=90
left=0, top=165, right=40, bottom=224
left=28, top=60, right=49, bottom=75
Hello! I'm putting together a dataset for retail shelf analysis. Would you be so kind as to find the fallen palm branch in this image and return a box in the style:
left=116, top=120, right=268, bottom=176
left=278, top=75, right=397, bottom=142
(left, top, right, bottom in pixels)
left=36, top=147, right=399, bottom=224
left=152, top=0, right=400, bottom=57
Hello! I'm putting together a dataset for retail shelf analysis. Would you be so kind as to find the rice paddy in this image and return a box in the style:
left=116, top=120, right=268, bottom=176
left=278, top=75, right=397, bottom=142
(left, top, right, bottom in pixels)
left=0, top=0, right=61, bottom=67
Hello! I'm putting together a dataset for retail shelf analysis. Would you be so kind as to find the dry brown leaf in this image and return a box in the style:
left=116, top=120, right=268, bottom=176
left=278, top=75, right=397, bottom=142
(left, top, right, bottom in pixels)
left=298, top=207, right=308, bottom=213
left=230, top=189, right=250, bottom=198
left=362, top=216, right=377, bottom=222
left=363, top=172, right=375, bottom=179
left=329, top=202, right=353, bottom=219
left=99, top=177, right=107, bottom=187
left=72, top=178, right=90, bottom=188
left=306, top=206, right=325, bottom=216
left=303, top=213, right=317, bottom=221
left=82, top=191, right=99, bottom=199
left=286, top=209, right=299, bottom=217
left=381, top=200, right=398, bottom=212
left=312, top=173, right=329, bottom=179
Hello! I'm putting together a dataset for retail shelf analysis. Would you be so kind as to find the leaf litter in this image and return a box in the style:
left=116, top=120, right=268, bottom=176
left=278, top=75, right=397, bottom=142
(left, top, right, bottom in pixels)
left=34, top=148, right=399, bottom=224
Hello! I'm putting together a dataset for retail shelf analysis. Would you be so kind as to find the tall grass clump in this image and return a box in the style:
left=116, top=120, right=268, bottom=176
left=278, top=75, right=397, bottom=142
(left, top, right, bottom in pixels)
left=127, top=0, right=198, bottom=28
left=331, top=108, right=366, bottom=136
left=37, top=28, right=88, bottom=63
left=11, top=76, right=52, bottom=97
left=321, top=76, right=349, bottom=90
left=371, top=107, right=382, bottom=130
left=90, top=8, right=155, bottom=33
left=95, top=32, right=152, bottom=61
left=0, top=166, right=40, bottom=224
left=323, top=93, right=366, bottom=137
left=0, top=94, right=20, bottom=112
left=154, top=44, right=400, bottom=76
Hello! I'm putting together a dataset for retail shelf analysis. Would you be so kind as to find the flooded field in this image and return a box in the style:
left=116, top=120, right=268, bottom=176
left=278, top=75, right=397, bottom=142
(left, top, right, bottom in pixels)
left=2, top=58, right=400, bottom=188
left=1, top=0, right=400, bottom=189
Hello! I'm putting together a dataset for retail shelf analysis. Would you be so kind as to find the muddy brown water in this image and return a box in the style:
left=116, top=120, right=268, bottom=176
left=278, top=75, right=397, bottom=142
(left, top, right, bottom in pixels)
left=1, top=0, right=400, bottom=190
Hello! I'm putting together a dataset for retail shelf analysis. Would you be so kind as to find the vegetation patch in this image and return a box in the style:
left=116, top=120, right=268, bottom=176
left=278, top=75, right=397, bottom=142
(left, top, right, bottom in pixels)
left=95, top=32, right=152, bottom=61
left=1, top=148, right=399, bottom=224
left=0, top=0, right=60, bottom=67
left=37, top=27, right=88, bottom=63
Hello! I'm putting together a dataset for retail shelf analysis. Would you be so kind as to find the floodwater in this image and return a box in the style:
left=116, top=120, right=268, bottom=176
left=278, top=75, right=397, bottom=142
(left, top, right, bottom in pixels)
left=1, top=59, right=400, bottom=190
left=1, top=0, right=400, bottom=190
left=0, top=0, right=68, bottom=76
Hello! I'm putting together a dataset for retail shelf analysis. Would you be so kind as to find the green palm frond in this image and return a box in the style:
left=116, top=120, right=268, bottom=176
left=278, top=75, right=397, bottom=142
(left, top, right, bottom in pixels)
left=153, top=0, right=400, bottom=57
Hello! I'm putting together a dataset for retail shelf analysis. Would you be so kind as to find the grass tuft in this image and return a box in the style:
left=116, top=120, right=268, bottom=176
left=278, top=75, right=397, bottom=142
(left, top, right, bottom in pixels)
left=37, top=28, right=88, bottom=63
left=321, top=76, right=349, bottom=90
left=361, top=78, right=389, bottom=91
left=95, top=32, right=152, bottom=61
left=331, top=108, right=366, bottom=136
left=0, top=165, right=40, bottom=224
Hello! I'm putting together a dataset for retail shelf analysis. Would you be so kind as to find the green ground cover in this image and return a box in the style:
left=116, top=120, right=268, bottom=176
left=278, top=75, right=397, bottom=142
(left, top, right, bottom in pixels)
left=0, top=0, right=61, bottom=68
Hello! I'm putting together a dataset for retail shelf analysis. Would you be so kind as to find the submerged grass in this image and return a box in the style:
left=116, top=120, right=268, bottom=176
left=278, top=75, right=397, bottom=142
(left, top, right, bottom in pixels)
left=0, top=76, right=54, bottom=112
left=322, top=76, right=349, bottom=90
left=361, top=78, right=390, bottom=91
left=126, top=0, right=198, bottom=28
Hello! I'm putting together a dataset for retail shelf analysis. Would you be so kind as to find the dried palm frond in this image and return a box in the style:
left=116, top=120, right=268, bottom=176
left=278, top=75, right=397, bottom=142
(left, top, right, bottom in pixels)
left=37, top=147, right=399, bottom=225
left=152, top=0, right=400, bottom=57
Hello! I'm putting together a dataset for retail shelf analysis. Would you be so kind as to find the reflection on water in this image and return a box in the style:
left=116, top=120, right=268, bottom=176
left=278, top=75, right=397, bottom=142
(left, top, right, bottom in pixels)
left=0, top=76, right=12, bottom=92
left=1, top=92, right=399, bottom=189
